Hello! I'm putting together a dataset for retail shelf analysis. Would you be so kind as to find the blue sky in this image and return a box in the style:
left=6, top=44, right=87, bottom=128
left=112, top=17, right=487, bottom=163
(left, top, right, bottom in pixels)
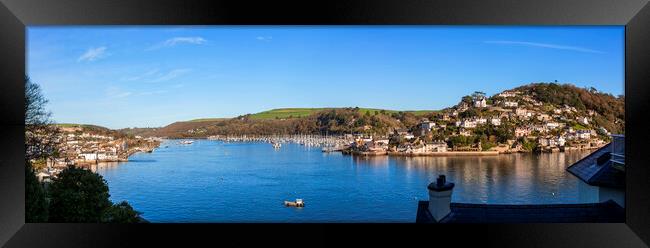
left=27, top=26, right=624, bottom=129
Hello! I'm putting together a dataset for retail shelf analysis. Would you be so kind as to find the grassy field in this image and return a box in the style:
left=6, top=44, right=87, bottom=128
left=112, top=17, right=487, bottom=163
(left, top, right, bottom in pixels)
left=54, top=123, right=108, bottom=129
left=187, top=118, right=228, bottom=122
left=247, top=108, right=437, bottom=119
left=249, top=108, right=328, bottom=119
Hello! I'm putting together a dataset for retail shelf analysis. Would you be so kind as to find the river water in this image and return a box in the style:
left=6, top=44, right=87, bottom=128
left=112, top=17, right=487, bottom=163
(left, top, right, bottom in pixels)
left=93, top=139, right=592, bottom=222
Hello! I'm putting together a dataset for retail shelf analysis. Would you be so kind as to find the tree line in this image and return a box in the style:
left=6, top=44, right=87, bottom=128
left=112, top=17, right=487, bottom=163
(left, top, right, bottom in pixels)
left=25, top=77, right=143, bottom=223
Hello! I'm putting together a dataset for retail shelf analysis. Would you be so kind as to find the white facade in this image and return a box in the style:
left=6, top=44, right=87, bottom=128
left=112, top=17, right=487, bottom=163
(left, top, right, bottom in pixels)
left=461, top=121, right=477, bottom=128
left=515, top=108, right=527, bottom=116
left=503, top=101, right=518, bottom=107
left=546, top=122, right=560, bottom=129
left=420, top=121, right=436, bottom=130
left=577, top=130, right=592, bottom=139
left=80, top=153, right=97, bottom=160
left=474, top=98, right=487, bottom=108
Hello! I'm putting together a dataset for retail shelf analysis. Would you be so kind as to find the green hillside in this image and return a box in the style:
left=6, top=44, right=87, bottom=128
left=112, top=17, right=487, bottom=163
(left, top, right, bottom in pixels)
left=54, top=123, right=111, bottom=131
left=187, top=118, right=229, bottom=122
left=249, top=108, right=327, bottom=119
left=248, top=108, right=435, bottom=120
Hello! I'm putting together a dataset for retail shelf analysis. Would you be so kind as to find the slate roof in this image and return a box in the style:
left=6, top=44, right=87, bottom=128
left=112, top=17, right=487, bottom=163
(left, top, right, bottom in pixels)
left=416, top=200, right=624, bottom=223
left=566, top=143, right=625, bottom=189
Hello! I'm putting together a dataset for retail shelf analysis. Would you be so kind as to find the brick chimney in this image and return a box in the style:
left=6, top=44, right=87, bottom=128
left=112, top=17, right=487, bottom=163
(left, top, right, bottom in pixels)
left=428, top=175, right=455, bottom=222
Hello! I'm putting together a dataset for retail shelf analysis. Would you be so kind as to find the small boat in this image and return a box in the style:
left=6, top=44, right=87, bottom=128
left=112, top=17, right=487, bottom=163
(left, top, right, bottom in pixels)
left=272, top=142, right=281, bottom=149
left=284, top=199, right=304, bottom=207
left=180, top=140, right=194, bottom=145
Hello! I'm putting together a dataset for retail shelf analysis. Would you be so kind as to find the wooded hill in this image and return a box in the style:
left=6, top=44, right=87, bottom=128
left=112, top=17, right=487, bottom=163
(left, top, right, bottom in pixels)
left=116, top=82, right=624, bottom=139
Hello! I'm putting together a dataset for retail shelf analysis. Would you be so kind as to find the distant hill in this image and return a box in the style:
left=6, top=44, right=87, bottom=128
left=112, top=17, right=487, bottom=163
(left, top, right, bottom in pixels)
left=54, top=123, right=128, bottom=138
left=111, top=82, right=624, bottom=139
left=512, top=83, right=624, bottom=134
left=248, top=108, right=433, bottom=120
left=143, top=107, right=437, bottom=138
left=55, top=123, right=111, bottom=131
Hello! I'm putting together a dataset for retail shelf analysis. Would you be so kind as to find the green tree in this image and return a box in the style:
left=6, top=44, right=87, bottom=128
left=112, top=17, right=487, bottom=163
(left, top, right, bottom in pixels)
left=25, top=161, right=48, bottom=222
left=25, top=77, right=60, bottom=162
left=472, top=91, right=486, bottom=100
left=48, top=166, right=112, bottom=222
left=461, top=96, right=473, bottom=104
left=102, top=201, right=142, bottom=223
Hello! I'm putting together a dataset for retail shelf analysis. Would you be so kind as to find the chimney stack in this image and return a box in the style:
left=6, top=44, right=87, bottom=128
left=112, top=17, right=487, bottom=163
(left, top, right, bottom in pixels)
left=428, top=175, right=455, bottom=222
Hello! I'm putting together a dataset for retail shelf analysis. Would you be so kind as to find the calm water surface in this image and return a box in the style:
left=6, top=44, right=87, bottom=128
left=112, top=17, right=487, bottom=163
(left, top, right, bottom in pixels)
left=94, top=139, right=592, bottom=222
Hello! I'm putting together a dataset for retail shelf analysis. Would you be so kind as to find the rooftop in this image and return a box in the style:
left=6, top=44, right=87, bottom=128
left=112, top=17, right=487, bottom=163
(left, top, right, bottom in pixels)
left=416, top=200, right=624, bottom=223
left=566, top=143, right=625, bottom=189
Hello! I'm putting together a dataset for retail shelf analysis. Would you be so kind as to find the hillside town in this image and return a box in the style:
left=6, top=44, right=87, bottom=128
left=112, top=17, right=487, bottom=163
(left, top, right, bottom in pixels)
left=203, top=87, right=618, bottom=157
left=341, top=88, right=617, bottom=156
left=28, top=125, right=162, bottom=182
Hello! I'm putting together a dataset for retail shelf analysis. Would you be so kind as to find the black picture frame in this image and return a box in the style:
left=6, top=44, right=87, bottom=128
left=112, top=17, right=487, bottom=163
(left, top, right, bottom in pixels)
left=1, top=0, right=648, bottom=247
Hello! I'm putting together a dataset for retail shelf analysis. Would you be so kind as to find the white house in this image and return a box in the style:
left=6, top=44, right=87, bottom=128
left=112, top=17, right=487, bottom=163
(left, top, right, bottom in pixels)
left=489, top=118, right=501, bottom=126
left=459, top=129, right=472, bottom=136
left=461, top=120, right=477, bottom=128
left=97, top=153, right=118, bottom=160
left=373, top=138, right=390, bottom=146
left=79, top=152, right=98, bottom=160
left=425, top=141, right=448, bottom=152
left=420, top=121, right=436, bottom=130
left=515, top=108, right=528, bottom=116
left=577, top=130, right=592, bottom=139
left=515, top=127, right=531, bottom=138
left=546, top=122, right=561, bottom=129
left=577, top=116, right=589, bottom=125
left=474, top=98, right=487, bottom=108
left=503, top=101, right=518, bottom=108
left=498, top=91, right=518, bottom=98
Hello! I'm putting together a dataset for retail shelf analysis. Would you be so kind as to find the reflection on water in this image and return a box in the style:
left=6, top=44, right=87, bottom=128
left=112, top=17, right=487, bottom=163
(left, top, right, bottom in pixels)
left=95, top=140, right=592, bottom=222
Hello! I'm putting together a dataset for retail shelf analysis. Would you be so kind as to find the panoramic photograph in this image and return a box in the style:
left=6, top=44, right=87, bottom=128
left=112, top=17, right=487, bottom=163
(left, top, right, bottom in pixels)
left=25, top=26, right=625, bottom=223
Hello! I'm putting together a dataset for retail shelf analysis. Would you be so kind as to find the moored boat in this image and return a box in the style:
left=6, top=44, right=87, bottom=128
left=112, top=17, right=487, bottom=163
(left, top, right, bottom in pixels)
left=284, top=199, right=304, bottom=207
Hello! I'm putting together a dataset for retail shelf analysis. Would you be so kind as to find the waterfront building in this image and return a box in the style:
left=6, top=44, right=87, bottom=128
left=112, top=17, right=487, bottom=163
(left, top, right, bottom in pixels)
left=425, top=141, right=448, bottom=152
left=557, top=136, right=566, bottom=146
left=79, top=152, right=98, bottom=161
left=577, top=130, right=592, bottom=139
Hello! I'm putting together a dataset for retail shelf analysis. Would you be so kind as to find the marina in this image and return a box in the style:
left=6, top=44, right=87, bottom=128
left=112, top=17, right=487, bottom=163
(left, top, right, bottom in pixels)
left=95, top=139, right=592, bottom=222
